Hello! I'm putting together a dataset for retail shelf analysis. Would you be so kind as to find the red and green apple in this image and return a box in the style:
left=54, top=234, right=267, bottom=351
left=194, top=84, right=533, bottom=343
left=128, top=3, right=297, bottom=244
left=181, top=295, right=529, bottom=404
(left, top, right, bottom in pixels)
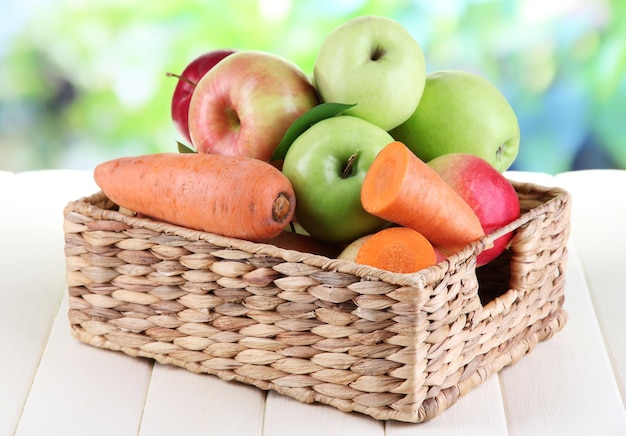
left=168, top=50, right=235, bottom=144
left=188, top=50, right=320, bottom=162
left=427, top=152, right=521, bottom=266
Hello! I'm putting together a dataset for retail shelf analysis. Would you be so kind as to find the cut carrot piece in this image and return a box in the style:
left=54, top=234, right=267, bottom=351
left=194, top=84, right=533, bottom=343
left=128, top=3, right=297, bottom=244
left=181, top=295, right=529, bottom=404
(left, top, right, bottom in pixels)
left=361, top=141, right=485, bottom=253
left=355, top=227, right=437, bottom=273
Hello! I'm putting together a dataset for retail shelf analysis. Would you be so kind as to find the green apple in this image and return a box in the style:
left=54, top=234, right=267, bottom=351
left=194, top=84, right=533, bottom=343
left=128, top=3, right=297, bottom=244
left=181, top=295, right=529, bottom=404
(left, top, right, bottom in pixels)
left=390, top=70, right=520, bottom=172
left=313, top=15, right=426, bottom=131
left=282, top=115, right=393, bottom=244
left=337, top=234, right=373, bottom=262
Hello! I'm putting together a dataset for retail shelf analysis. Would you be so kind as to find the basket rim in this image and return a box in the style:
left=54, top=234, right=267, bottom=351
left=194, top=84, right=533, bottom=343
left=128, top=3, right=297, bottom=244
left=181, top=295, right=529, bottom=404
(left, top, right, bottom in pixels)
left=64, top=179, right=570, bottom=290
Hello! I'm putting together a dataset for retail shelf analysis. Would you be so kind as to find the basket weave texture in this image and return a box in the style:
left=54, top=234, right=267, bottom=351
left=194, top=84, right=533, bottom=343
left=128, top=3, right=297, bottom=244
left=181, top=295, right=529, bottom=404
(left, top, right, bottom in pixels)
left=63, top=180, right=571, bottom=423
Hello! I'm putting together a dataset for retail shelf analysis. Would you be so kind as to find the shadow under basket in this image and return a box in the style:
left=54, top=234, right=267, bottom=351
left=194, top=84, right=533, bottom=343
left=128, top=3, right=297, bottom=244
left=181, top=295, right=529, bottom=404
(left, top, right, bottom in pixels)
left=63, top=180, right=571, bottom=423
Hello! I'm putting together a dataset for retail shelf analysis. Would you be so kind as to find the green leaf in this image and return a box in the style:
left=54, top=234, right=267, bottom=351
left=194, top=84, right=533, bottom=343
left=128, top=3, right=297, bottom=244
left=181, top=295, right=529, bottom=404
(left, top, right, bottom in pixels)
left=270, top=102, right=357, bottom=161
left=177, top=141, right=196, bottom=154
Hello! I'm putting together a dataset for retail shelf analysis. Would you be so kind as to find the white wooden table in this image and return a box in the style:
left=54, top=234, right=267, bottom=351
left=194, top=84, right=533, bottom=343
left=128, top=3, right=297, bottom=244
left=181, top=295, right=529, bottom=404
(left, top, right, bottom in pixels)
left=1, top=168, right=625, bottom=436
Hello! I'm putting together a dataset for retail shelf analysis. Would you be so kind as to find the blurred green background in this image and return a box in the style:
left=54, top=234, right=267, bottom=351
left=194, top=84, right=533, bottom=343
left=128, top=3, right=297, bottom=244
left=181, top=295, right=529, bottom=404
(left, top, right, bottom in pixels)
left=2, top=0, right=625, bottom=174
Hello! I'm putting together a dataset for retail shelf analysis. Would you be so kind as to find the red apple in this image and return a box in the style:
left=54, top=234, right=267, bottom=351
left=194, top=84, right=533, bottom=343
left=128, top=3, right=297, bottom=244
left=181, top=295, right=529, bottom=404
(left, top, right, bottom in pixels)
left=168, top=50, right=235, bottom=144
left=188, top=50, right=320, bottom=162
left=427, top=153, right=520, bottom=266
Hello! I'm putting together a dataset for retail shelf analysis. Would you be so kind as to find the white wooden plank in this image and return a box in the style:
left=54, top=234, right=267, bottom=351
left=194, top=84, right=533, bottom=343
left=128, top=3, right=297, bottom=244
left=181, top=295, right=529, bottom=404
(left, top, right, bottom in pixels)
left=0, top=170, right=98, bottom=436
left=262, top=373, right=507, bottom=435
left=556, top=169, right=626, bottom=403
left=4, top=168, right=623, bottom=435
left=498, top=240, right=626, bottom=435
left=139, top=365, right=266, bottom=436
left=5, top=170, right=154, bottom=436
left=386, top=376, right=507, bottom=435
left=263, top=390, right=384, bottom=436
left=15, top=293, right=154, bottom=436
left=500, top=170, right=625, bottom=433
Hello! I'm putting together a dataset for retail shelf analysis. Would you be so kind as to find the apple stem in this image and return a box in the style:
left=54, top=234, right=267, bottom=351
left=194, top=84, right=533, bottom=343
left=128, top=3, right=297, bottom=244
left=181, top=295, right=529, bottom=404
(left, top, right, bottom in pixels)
left=165, top=72, right=197, bottom=87
left=341, top=150, right=359, bottom=179
left=370, top=47, right=386, bottom=61
left=496, top=144, right=504, bottom=162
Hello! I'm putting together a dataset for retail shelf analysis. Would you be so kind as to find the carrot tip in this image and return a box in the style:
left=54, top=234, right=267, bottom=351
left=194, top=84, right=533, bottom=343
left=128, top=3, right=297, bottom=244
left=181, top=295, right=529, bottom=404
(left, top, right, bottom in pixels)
left=272, top=192, right=293, bottom=224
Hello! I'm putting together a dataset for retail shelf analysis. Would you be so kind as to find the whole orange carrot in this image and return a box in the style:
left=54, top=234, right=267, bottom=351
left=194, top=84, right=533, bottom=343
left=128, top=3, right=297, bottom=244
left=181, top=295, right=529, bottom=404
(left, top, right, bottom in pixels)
left=94, top=153, right=295, bottom=241
left=361, top=141, right=485, bottom=253
left=355, top=226, right=437, bottom=273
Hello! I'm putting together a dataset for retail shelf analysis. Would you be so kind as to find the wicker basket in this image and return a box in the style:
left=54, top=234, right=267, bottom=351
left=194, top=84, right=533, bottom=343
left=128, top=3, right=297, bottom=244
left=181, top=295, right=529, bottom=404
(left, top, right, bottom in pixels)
left=63, top=180, right=571, bottom=423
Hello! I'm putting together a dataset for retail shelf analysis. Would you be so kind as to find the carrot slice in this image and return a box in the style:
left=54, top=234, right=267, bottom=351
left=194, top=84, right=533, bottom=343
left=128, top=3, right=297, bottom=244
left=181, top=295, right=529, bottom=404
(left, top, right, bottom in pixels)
left=94, top=153, right=295, bottom=242
left=360, top=141, right=485, bottom=253
left=355, top=227, right=437, bottom=273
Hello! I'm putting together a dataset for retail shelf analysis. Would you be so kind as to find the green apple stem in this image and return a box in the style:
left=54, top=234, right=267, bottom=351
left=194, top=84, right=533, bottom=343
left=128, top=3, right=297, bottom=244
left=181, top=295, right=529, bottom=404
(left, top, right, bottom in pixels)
left=370, top=46, right=386, bottom=61
left=496, top=144, right=504, bottom=162
left=341, top=150, right=360, bottom=179
left=165, top=72, right=197, bottom=87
